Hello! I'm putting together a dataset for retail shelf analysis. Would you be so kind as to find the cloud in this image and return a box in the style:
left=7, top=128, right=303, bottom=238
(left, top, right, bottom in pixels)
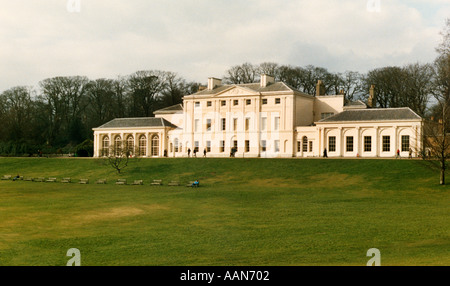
left=0, top=0, right=448, bottom=92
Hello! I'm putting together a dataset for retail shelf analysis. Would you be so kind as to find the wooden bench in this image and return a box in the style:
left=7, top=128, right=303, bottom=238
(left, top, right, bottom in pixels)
left=132, top=180, right=143, bottom=185
left=1, top=175, right=11, bottom=180
left=79, top=179, right=89, bottom=184
left=33, top=177, right=45, bottom=182
left=46, top=177, right=57, bottom=183
left=168, top=181, right=180, bottom=186
left=61, top=178, right=71, bottom=183
left=96, top=179, right=107, bottom=184
left=116, top=179, right=127, bottom=185
left=151, top=179, right=163, bottom=186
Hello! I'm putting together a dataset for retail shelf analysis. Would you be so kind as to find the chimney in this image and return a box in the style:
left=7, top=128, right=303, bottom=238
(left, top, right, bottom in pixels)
left=368, top=85, right=376, bottom=108
left=207, top=77, right=222, bottom=90
left=316, top=80, right=325, bottom=96
left=260, top=74, right=275, bottom=87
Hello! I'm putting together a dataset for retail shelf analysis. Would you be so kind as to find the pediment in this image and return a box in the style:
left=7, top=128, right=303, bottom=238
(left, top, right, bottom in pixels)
left=214, top=86, right=260, bottom=97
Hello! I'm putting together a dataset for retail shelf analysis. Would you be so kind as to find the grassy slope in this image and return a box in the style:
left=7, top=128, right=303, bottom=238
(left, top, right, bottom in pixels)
left=0, top=157, right=448, bottom=266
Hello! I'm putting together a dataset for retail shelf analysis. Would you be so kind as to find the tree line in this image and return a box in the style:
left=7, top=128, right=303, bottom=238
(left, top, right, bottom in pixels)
left=1, top=20, right=449, bottom=156
left=223, top=61, right=435, bottom=117
left=0, top=71, right=200, bottom=156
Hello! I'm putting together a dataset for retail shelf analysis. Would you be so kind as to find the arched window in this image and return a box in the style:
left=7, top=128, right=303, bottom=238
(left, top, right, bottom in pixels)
left=102, top=136, right=109, bottom=157
left=302, top=136, right=308, bottom=152
left=127, top=135, right=134, bottom=156
left=152, top=135, right=159, bottom=156
left=174, top=138, right=179, bottom=152
left=114, top=135, right=122, bottom=156
left=139, top=135, right=147, bottom=157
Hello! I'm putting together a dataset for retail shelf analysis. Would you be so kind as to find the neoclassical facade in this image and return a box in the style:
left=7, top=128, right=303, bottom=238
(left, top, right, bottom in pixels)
left=93, top=75, right=424, bottom=158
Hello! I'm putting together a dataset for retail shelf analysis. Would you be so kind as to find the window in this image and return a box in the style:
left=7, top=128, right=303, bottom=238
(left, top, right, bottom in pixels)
left=233, top=99, right=239, bottom=106
left=274, top=116, right=280, bottom=131
left=207, top=101, right=212, bottom=107
left=321, top=112, right=334, bottom=120
left=246, top=99, right=251, bottom=105
left=151, top=135, right=159, bottom=156
left=220, top=140, right=225, bottom=152
left=382, top=136, right=390, bottom=152
left=302, top=136, right=308, bottom=152
left=221, top=100, right=226, bottom=106
left=262, top=98, right=268, bottom=105
left=194, top=119, right=200, bottom=132
left=206, top=119, right=212, bottom=131
left=297, top=141, right=301, bottom=152
left=309, top=141, right=313, bottom=152
left=329, top=136, right=336, bottom=152
left=233, top=140, right=238, bottom=151
left=195, top=102, right=200, bottom=108
left=102, top=136, right=109, bottom=156
left=139, top=135, right=147, bottom=156
left=261, top=117, right=267, bottom=131
left=402, top=135, right=410, bottom=152
left=245, top=140, right=250, bottom=152
left=364, top=136, right=371, bottom=152
left=115, top=136, right=122, bottom=156
left=206, top=141, right=211, bottom=152
left=127, top=135, right=134, bottom=156
left=194, top=141, right=199, bottom=152
left=221, top=118, right=226, bottom=131
left=261, top=140, right=267, bottom=152
left=174, top=138, right=179, bottom=152
left=233, top=118, right=238, bottom=131
left=346, top=136, right=354, bottom=152
left=275, top=98, right=281, bottom=104
left=245, top=118, right=250, bottom=131
left=274, top=140, right=280, bottom=152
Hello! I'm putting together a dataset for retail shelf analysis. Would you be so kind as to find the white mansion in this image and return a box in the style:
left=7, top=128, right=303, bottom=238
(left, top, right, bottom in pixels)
left=92, top=75, right=423, bottom=158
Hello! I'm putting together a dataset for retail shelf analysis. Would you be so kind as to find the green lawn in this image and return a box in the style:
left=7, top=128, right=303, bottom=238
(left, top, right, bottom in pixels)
left=0, top=157, right=448, bottom=265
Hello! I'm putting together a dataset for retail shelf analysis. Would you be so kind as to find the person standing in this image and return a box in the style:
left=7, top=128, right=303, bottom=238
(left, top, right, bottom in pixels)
left=323, top=148, right=328, bottom=158
left=187, top=148, right=191, bottom=157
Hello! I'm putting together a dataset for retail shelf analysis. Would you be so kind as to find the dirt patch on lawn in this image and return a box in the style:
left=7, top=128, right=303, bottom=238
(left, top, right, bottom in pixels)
left=303, top=173, right=366, bottom=188
left=72, top=205, right=168, bottom=224
left=246, top=178, right=301, bottom=188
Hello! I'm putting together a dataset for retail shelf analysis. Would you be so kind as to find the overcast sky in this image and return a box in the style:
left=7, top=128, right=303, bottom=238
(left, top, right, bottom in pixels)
left=1, top=0, right=449, bottom=93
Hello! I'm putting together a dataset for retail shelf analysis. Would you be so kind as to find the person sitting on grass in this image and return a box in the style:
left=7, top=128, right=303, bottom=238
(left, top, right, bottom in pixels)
left=13, top=174, right=20, bottom=181
left=192, top=180, right=199, bottom=187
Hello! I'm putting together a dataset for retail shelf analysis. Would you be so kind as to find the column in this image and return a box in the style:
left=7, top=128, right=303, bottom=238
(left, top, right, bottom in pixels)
left=355, top=127, right=360, bottom=157
left=147, top=132, right=151, bottom=157
left=394, top=126, right=398, bottom=156
left=375, top=127, right=379, bottom=157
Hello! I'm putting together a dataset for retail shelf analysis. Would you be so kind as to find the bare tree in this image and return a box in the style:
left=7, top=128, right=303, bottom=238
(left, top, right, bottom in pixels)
left=128, top=70, right=167, bottom=117
left=223, top=62, right=259, bottom=84
left=103, top=139, right=136, bottom=174
left=338, top=71, right=364, bottom=102
left=421, top=19, right=450, bottom=185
